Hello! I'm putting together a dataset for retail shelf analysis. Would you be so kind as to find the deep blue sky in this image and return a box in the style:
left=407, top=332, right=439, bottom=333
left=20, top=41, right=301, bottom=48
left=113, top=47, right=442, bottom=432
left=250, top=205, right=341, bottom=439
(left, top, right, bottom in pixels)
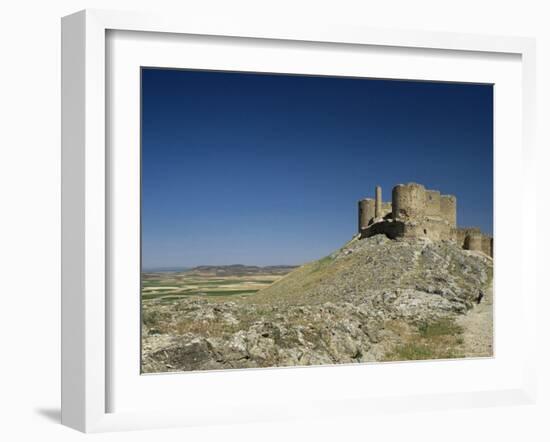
left=141, top=68, right=493, bottom=268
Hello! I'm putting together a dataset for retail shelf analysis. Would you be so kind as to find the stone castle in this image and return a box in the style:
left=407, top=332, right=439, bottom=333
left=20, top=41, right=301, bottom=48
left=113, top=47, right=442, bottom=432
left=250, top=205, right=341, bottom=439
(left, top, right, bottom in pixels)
left=358, top=183, right=493, bottom=257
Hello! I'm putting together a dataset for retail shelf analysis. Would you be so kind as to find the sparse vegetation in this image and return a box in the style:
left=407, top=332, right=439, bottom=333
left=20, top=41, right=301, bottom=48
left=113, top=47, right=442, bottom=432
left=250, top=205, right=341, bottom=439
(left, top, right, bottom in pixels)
left=383, top=318, right=466, bottom=361
left=418, top=318, right=462, bottom=338
left=141, top=237, right=492, bottom=373
left=312, top=255, right=334, bottom=272
left=142, top=309, right=170, bottom=328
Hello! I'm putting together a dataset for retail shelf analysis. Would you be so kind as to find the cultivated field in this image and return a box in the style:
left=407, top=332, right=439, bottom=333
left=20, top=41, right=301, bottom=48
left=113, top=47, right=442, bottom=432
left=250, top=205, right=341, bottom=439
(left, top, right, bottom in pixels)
left=141, top=265, right=294, bottom=303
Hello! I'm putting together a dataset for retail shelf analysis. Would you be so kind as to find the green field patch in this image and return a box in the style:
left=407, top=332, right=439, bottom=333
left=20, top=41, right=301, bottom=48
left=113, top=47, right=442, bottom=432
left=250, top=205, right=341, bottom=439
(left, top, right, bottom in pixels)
left=176, top=289, right=260, bottom=297
left=142, top=289, right=193, bottom=300
left=143, top=287, right=181, bottom=293
left=199, top=289, right=259, bottom=296
left=191, top=280, right=246, bottom=286
left=141, top=280, right=163, bottom=286
left=159, top=296, right=187, bottom=301
left=142, top=293, right=172, bottom=300
left=142, top=280, right=179, bottom=287
left=178, top=278, right=217, bottom=285
left=142, top=271, right=286, bottom=303
left=143, top=289, right=259, bottom=301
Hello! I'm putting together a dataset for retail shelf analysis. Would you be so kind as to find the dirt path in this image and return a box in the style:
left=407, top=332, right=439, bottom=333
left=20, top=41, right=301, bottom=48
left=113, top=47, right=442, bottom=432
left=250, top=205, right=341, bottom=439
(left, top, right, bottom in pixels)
left=455, top=283, right=493, bottom=357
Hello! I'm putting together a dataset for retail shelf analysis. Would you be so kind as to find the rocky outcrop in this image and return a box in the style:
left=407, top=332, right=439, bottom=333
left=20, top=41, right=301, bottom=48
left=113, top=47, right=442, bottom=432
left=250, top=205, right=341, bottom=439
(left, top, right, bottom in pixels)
left=142, top=236, right=493, bottom=372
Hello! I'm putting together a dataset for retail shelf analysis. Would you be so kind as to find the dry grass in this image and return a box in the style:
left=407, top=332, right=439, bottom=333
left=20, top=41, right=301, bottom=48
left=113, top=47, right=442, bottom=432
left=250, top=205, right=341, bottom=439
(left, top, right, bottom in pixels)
left=382, top=318, right=465, bottom=361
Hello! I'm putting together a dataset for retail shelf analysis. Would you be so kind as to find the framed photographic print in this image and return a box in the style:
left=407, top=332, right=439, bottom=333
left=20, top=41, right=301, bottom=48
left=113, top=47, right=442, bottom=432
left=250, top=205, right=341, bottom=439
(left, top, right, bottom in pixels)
left=61, top=9, right=537, bottom=432
left=139, top=68, right=495, bottom=374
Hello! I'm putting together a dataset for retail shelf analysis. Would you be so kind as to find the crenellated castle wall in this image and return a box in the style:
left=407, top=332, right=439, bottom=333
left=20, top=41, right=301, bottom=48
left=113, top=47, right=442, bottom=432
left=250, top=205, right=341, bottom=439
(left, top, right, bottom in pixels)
left=358, top=183, right=492, bottom=257
left=425, top=189, right=441, bottom=217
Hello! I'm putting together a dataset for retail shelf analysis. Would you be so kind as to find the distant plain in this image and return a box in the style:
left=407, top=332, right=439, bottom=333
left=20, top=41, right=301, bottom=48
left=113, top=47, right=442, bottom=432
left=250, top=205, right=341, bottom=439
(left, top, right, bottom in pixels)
left=141, top=266, right=295, bottom=303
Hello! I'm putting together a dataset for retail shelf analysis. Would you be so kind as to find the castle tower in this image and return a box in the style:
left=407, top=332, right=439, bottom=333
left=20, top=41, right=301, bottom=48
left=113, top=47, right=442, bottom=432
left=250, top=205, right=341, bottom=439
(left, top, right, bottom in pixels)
left=358, top=181, right=491, bottom=255
left=358, top=198, right=375, bottom=232
left=392, top=183, right=427, bottom=220
left=481, top=236, right=492, bottom=257
left=465, top=231, right=483, bottom=252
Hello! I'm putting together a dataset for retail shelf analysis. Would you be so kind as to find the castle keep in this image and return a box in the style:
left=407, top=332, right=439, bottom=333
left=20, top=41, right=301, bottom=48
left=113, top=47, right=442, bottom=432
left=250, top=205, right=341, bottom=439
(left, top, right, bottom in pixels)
left=358, top=183, right=493, bottom=257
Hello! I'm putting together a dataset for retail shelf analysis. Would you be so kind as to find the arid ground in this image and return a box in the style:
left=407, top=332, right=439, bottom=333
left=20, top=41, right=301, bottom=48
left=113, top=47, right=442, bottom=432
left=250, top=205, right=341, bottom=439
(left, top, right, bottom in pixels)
left=141, top=236, right=493, bottom=373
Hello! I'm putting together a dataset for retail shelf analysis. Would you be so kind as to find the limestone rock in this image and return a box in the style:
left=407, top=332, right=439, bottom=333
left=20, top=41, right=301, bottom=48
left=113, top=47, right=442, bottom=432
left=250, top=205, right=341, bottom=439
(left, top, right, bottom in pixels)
left=142, top=236, right=492, bottom=372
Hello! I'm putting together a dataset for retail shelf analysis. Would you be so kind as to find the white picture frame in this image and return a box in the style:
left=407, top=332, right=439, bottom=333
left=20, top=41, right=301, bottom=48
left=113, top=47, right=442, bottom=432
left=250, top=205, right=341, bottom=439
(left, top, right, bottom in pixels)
left=61, top=9, right=537, bottom=433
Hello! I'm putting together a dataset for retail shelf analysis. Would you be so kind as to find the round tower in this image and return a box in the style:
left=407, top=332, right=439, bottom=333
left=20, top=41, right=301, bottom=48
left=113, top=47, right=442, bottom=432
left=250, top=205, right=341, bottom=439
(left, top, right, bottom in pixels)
left=465, top=232, right=483, bottom=252
left=358, top=198, right=375, bottom=232
left=392, top=183, right=427, bottom=220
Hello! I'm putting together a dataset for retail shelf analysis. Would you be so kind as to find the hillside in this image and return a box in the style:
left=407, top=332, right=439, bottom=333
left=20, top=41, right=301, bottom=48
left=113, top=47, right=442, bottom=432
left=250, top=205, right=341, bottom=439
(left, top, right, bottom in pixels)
left=250, top=235, right=491, bottom=307
left=142, top=235, right=493, bottom=373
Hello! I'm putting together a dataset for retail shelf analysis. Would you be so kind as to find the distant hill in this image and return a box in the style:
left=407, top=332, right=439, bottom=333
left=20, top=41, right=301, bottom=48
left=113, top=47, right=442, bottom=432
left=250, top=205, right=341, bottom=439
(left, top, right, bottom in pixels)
left=142, top=266, right=191, bottom=273
left=187, top=264, right=298, bottom=276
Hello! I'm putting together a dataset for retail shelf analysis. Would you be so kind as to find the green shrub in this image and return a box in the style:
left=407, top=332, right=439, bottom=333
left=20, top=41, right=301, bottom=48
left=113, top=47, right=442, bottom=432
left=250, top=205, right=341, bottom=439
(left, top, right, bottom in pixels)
left=418, top=318, right=462, bottom=338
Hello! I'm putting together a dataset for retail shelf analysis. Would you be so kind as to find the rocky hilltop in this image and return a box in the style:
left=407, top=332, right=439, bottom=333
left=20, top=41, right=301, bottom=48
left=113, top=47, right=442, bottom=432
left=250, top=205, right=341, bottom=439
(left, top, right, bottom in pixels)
left=142, top=235, right=493, bottom=373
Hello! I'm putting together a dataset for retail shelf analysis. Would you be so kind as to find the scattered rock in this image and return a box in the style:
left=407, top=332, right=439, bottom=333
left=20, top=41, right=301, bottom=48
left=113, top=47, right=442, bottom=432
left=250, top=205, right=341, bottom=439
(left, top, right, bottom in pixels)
left=142, top=237, right=492, bottom=372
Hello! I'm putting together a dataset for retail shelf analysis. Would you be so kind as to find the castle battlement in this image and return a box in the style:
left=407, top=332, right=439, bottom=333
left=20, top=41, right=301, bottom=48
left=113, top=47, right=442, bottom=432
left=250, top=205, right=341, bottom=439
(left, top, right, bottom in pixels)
left=358, top=183, right=493, bottom=257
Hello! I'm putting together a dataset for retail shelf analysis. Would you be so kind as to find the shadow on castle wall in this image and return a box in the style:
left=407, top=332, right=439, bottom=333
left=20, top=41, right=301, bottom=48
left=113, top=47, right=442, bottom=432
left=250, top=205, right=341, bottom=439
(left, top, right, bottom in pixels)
left=358, top=183, right=493, bottom=257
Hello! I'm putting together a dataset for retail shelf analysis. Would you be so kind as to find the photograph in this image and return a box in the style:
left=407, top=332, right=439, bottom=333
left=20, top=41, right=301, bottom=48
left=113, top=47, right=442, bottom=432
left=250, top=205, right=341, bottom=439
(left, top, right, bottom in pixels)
left=140, top=68, right=494, bottom=373
left=1, top=0, right=545, bottom=438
